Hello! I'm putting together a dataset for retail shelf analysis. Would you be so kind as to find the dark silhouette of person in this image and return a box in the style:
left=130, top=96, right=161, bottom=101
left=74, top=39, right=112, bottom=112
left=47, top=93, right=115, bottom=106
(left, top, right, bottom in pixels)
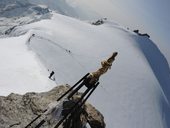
left=28, top=34, right=35, bottom=43
left=49, top=71, right=55, bottom=79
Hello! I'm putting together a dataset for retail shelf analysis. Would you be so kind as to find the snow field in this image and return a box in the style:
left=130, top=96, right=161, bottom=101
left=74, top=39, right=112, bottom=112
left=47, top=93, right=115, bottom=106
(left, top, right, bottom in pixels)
left=0, top=12, right=169, bottom=128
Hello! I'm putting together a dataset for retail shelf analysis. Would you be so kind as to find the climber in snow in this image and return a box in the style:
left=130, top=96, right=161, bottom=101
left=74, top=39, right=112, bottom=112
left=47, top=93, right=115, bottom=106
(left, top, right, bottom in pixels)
left=49, top=71, right=55, bottom=80
left=27, top=33, right=35, bottom=42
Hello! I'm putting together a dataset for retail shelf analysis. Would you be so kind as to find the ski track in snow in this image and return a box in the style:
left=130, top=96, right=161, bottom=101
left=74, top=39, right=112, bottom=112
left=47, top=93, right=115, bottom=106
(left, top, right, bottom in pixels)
left=0, top=12, right=170, bottom=128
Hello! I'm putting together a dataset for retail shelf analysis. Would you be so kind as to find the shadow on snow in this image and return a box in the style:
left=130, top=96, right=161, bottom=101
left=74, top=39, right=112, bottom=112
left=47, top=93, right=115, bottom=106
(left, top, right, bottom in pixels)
left=134, top=35, right=170, bottom=128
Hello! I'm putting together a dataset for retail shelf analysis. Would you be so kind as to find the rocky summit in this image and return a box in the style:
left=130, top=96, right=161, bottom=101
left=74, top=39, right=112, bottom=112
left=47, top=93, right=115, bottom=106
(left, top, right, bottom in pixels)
left=0, top=85, right=105, bottom=128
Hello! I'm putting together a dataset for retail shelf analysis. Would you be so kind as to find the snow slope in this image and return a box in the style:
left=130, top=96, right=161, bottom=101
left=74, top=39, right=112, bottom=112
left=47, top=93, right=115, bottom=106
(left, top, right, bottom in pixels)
left=7, top=13, right=169, bottom=128
left=0, top=35, right=55, bottom=95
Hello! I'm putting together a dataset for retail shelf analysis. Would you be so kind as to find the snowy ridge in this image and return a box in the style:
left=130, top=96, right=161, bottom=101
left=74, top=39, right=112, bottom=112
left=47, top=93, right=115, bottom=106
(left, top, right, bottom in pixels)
left=0, top=13, right=170, bottom=128
left=2, top=13, right=167, bottom=128
left=0, top=35, right=56, bottom=95
left=133, top=35, right=170, bottom=127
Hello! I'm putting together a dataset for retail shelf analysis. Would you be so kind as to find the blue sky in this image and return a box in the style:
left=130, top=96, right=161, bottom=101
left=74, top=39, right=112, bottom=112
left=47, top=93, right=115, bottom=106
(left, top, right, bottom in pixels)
left=73, top=0, right=170, bottom=63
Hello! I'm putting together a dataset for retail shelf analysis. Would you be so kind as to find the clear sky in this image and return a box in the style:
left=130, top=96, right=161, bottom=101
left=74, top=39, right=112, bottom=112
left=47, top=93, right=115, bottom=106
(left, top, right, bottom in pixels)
left=72, top=0, right=170, bottom=64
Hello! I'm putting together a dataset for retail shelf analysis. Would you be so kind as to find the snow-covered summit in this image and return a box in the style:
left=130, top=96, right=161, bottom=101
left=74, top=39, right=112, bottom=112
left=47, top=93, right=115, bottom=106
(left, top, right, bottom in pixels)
left=0, top=1, right=170, bottom=127
left=0, top=12, right=169, bottom=128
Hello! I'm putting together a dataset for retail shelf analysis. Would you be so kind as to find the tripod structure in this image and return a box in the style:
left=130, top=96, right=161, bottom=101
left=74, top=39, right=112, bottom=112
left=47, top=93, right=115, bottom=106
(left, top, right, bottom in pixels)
left=25, top=73, right=99, bottom=128
left=54, top=73, right=99, bottom=128
left=25, top=52, right=118, bottom=128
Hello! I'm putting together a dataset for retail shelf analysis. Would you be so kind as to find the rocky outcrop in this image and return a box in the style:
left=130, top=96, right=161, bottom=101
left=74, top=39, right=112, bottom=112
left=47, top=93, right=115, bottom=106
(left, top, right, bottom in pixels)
left=91, top=18, right=107, bottom=25
left=133, top=30, right=150, bottom=38
left=0, top=85, right=105, bottom=128
left=85, top=103, right=105, bottom=128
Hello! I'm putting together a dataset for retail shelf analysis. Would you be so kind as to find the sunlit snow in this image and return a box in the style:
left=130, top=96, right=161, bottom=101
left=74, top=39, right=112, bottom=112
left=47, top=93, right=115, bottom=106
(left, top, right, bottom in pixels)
left=0, top=12, right=169, bottom=127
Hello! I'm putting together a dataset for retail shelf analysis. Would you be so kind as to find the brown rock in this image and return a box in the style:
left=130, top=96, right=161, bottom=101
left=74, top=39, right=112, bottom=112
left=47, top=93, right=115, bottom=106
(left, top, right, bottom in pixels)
left=0, top=85, right=105, bottom=128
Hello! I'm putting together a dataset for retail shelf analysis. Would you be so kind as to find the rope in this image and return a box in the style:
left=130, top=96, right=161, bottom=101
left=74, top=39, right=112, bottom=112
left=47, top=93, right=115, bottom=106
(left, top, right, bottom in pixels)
left=29, top=34, right=112, bottom=97
left=32, top=35, right=87, bottom=71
